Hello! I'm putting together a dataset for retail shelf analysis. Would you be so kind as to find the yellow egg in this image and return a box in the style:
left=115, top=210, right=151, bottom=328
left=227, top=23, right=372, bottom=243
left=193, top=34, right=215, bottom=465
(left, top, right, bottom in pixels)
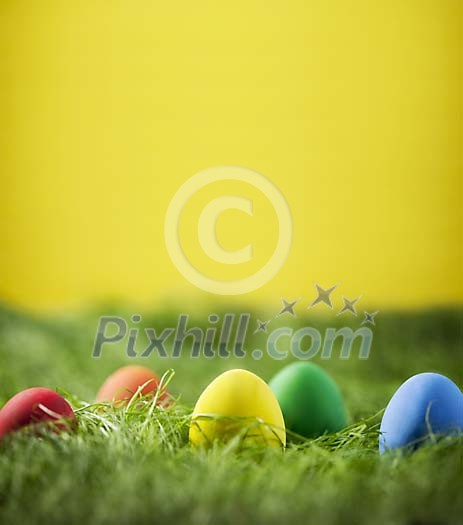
left=189, top=369, right=286, bottom=448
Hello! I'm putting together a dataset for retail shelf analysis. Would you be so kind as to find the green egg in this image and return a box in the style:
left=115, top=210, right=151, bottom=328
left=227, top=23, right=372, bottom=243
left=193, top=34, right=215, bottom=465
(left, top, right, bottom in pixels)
left=269, top=362, right=347, bottom=438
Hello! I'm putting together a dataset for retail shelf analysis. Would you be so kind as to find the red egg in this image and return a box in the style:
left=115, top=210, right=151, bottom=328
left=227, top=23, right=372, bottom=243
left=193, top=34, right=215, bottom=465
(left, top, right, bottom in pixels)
left=0, top=388, right=77, bottom=439
left=96, top=365, right=170, bottom=405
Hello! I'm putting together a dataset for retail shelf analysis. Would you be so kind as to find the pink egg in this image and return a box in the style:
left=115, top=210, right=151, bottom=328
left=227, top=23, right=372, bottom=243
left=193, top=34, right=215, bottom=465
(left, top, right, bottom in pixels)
left=96, top=365, right=170, bottom=405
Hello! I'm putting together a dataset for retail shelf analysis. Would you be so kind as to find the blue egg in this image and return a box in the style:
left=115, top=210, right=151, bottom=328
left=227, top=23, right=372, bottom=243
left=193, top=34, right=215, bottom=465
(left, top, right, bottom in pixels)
left=379, top=372, right=463, bottom=454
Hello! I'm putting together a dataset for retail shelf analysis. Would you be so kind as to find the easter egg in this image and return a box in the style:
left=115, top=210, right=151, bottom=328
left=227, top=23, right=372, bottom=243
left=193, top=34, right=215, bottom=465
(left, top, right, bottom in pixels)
left=269, top=362, right=347, bottom=438
left=379, top=372, right=463, bottom=454
left=0, top=388, right=76, bottom=439
left=96, top=365, right=170, bottom=404
left=189, top=369, right=285, bottom=448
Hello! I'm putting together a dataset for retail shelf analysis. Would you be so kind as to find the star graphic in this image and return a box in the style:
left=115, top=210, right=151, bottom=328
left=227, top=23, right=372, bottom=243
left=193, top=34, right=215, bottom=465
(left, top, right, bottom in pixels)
left=337, top=296, right=361, bottom=316
left=254, top=319, right=270, bottom=334
left=277, top=298, right=300, bottom=318
left=361, top=311, right=378, bottom=326
left=308, top=283, right=339, bottom=309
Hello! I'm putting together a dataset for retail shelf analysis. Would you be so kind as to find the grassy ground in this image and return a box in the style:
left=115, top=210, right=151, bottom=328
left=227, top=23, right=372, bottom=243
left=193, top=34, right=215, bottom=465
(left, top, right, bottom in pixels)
left=0, top=303, right=462, bottom=525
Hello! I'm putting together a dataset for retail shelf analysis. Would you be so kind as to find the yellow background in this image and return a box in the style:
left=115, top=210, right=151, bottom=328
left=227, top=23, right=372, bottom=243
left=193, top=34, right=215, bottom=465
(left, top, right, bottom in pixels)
left=1, top=1, right=461, bottom=311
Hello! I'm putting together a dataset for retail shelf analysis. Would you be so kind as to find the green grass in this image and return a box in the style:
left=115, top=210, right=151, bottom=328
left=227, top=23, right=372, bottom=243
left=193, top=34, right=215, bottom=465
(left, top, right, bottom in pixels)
left=0, top=303, right=462, bottom=525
